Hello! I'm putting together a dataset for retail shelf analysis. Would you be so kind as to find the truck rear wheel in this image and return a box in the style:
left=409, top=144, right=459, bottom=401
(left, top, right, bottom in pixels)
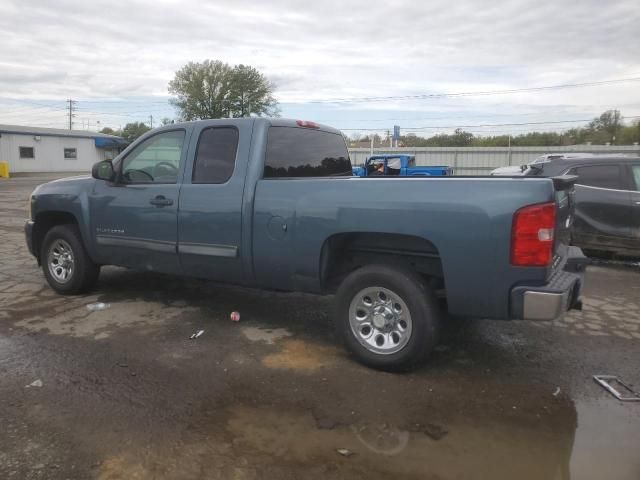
left=41, top=224, right=100, bottom=295
left=334, top=264, right=440, bottom=371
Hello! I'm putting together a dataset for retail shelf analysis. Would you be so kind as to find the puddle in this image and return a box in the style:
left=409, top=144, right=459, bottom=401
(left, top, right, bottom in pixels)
left=13, top=300, right=198, bottom=339
left=241, top=326, right=293, bottom=344
left=93, top=396, right=640, bottom=480
left=223, top=404, right=576, bottom=479
left=570, top=399, right=640, bottom=480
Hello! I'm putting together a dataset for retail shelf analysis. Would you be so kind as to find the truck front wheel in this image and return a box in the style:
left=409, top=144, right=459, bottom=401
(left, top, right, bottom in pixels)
left=41, top=224, right=100, bottom=295
left=334, top=264, right=440, bottom=371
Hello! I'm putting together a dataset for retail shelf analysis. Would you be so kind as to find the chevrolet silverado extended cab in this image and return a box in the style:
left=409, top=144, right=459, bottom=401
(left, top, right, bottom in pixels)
left=25, top=118, right=586, bottom=370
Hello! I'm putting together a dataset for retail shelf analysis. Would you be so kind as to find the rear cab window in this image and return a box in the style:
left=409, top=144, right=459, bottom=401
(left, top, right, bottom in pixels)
left=568, top=164, right=624, bottom=190
left=264, top=127, right=351, bottom=178
left=192, top=127, right=239, bottom=184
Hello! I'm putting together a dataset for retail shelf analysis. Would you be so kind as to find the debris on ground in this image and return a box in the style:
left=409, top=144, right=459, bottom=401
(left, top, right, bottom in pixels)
left=336, top=448, right=355, bottom=457
left=593, top=375, right=640, bottom=401
left=553, top=387, right=561, bottom=397
left=86, top=302, right=110, bottom=311
left=189, top=329, right=205, bottom=339
left=423, top=423, right=448, bottom=441
left=230, top=311, right=240, bottom=322
left=25, top=379, right=43, bottom=388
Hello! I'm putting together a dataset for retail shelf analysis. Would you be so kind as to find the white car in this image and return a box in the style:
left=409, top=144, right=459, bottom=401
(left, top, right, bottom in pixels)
left=490, top=165, right=529, bottom=176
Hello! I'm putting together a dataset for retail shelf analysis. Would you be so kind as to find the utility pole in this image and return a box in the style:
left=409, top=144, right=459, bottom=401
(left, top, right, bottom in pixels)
left=149, top=115, right=153, bottom=129
left=67, top=99, right=76, bottom=130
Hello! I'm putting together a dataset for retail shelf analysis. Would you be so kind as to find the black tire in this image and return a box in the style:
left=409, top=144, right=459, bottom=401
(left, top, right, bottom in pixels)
left=40, top=224, right=100, bottom=295
left=334, top=264, right=441, bottom=371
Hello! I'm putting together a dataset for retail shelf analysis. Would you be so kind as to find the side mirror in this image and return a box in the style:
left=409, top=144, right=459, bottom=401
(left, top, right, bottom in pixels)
left=92, top=160, right=115, bottom=182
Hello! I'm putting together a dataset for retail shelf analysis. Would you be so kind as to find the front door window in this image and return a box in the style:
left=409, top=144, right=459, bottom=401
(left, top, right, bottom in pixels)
left=121, top=130, right=185, bottom=184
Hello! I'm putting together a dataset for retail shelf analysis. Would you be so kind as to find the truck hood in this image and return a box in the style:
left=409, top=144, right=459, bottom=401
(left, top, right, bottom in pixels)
left=32, top=174, right=95, bottom=196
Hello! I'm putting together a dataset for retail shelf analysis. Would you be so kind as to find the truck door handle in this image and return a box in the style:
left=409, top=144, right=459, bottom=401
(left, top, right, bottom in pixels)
left=149, top=195, right=173, bottom=207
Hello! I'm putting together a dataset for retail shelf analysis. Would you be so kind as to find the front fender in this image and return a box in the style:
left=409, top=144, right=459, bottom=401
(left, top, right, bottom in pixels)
left=30, top=176, right=96, bottom=260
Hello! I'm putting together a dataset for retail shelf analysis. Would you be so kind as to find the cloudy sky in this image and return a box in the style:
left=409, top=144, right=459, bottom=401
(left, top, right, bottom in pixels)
left=1, top=0, right=639, bottom=136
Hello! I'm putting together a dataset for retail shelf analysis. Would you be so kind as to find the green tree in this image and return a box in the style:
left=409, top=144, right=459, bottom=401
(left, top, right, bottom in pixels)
left=228, top=64, right=278, bottom=117
left=168, top=60, right=278, bottom=120
left=99, top=127, right=116, bottom=135
left=121, top=122, right=151, bottom=143
left=588, top=109, right=622, bottom=144
left=618, top=121, right=640, bottom=145
left=169, top=60, right=232, bottom=120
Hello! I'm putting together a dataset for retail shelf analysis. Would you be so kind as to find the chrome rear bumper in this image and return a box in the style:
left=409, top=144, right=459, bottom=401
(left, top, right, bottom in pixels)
left=511, top=246, right=587, bottom=321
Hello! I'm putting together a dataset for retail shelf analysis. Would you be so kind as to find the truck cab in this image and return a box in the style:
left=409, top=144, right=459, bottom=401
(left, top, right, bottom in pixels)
left=352, top=154, right=453, bottom=177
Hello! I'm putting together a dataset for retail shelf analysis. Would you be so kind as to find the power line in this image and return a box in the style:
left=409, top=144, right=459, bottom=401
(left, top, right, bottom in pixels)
left=307, top=76, right=640, bottom=104
left=339, top=115, right=640, bottom=131
left=311, top=109, right=633, bottom=124
left=0, top=98, right=66, bottom=109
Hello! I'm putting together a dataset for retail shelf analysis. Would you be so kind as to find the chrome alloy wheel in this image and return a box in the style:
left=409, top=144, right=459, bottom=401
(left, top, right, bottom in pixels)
left=348, top=287, right=412, bottom=355
left=47, top=239, right=75, bottom=284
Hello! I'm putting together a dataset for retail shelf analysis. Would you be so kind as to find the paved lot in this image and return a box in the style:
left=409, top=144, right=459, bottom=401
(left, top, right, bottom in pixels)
left=1, top=173, right=639, bottom=480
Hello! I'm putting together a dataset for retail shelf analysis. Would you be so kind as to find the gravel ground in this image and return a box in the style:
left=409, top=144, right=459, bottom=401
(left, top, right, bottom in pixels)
left=1, top=173, right=639, bottom=480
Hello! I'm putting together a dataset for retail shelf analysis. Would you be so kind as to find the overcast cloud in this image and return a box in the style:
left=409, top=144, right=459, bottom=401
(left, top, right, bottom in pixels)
left=1, top=0, right=639, bottom=134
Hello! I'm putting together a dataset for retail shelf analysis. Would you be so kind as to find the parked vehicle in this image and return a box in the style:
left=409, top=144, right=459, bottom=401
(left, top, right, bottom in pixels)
left=352, top=154, right=452, bottom=177
left=516, top=154, right=640, bottom=257
left=25, top=118, right=586, bottom=370
left=490, top=153, right=594, bottom=176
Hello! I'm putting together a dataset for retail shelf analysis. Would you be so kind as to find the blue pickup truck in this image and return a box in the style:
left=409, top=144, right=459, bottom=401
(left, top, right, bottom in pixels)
left=352, top=154, right=453, bottom=177
left=25, top=118, right=586, bottom=370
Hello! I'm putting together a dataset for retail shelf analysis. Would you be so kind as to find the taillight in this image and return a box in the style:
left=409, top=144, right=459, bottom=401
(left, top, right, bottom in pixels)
left=510, top=202, right=556, bottom=266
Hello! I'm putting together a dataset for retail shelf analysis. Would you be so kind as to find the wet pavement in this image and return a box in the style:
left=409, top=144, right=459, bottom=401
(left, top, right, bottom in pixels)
left=1, top=173, right=639, bottom=480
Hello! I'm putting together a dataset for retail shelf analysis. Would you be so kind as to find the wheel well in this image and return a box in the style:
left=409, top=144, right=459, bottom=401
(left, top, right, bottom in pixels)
left=33, top=211, right=78, bottom=261
left=320, top=233, right=445, bottom=294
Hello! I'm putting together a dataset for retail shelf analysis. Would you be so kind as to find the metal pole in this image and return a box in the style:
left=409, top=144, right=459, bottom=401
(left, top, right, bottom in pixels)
left=67, top=99, right=76, bottom=130
left=370, top=136, right=374, bottom=156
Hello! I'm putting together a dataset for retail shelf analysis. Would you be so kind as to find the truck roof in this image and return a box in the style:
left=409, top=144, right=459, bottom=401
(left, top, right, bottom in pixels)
left=170, top=117, right=343, bottom=136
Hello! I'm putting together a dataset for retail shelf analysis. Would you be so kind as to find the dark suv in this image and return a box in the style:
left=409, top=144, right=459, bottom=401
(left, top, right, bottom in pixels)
left=524, top=155, right=640, bottom=257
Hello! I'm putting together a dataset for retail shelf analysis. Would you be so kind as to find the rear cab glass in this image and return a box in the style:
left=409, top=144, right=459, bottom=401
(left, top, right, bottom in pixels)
left=192, top=127, right=239, bottom=184
left=264, top=127, right=352, bottom=178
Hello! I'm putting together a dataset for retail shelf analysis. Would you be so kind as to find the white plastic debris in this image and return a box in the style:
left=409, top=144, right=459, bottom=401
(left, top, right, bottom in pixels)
left=25, top=379, right=43, bottom=388
left=189, top=329, right=205, bottom=339
left=86, top=302, right=110, bottom=311
left=553, top=387, right=561, bottom=397
left=336, top=448, right=354, bottom=457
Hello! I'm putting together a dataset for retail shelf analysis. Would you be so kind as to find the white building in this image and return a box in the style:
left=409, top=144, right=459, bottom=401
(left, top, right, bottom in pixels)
left=0, top=124, right=126, bottom=173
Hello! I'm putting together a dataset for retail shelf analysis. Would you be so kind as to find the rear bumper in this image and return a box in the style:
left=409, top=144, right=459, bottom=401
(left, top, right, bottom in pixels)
left=25, top=220, right=36, bottom=257
left=510, top=246, right=587, bottom=321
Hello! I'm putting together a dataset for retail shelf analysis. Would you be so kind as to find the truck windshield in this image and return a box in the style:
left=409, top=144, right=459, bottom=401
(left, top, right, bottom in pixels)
left=264, top=127, right=352, bottom=178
